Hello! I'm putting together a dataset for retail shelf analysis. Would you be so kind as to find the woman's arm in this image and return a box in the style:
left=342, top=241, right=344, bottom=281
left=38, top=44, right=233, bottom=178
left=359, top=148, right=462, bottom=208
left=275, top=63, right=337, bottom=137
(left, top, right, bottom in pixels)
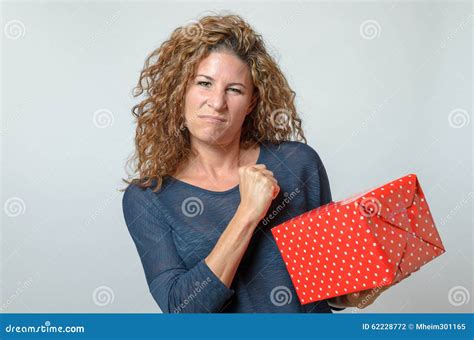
left=122, top=164, right=279, bottom=313
left=204, top=206, right=259, bottom=288
left=123, top=185, right=235, bottom=313
left=205, top=164, right=280, bottom=288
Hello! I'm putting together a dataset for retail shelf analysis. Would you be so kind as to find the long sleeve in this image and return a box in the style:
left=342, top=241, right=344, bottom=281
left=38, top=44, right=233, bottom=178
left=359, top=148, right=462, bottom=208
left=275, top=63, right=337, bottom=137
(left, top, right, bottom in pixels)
left=316, top=151, right=332, bottom=206
left=303, top=145, right=333, bottom=210
left=122, top=185, right=235, bottom=313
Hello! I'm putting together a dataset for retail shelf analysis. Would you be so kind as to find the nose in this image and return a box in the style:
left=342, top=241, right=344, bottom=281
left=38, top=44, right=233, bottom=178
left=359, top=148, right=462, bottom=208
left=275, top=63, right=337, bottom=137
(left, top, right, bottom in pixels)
left=206, top=88, right=227, bottom=112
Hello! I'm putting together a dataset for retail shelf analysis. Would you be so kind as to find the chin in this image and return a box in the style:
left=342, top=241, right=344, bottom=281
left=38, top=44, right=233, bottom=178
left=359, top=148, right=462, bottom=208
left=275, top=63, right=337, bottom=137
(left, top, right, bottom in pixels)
left=192, top=130, right=231, bottom=145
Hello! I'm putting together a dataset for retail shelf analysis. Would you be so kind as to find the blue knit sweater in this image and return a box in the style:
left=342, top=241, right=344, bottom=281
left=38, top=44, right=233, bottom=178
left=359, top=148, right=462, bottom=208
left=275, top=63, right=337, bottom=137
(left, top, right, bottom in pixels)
left=122, top=141, right=345, bottom=313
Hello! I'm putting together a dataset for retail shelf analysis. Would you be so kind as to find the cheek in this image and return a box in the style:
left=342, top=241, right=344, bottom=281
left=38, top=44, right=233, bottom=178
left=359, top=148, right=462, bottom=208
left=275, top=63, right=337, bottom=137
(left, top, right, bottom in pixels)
left=229, top=98, right=252, bottom=119
left=185, top=94, right=207, bottom=127
left=184, top=88, right=203, bottom=111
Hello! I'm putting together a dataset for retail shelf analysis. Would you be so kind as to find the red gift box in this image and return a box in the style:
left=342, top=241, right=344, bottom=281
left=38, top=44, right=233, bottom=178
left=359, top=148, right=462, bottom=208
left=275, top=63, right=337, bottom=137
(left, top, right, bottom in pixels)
left=271, top=174, right=446, bottom=305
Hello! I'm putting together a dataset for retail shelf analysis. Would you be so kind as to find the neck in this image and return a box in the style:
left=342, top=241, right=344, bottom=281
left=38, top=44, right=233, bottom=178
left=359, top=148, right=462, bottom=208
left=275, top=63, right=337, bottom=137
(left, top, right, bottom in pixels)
left=187, top=138, right=244, bottom=179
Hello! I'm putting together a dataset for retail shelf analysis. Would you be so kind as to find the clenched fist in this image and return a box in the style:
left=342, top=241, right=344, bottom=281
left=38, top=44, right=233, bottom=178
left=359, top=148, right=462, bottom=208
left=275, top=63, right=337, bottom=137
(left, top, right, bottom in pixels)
left=237, top=164, right=280, bottom=225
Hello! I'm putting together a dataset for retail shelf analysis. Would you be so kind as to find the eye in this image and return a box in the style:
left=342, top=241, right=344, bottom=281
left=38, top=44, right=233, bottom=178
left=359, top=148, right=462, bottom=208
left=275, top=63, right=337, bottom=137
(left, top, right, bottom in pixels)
left=197, top=81, right=211, bottom=87
left=228, top=88, right=243, bottom=94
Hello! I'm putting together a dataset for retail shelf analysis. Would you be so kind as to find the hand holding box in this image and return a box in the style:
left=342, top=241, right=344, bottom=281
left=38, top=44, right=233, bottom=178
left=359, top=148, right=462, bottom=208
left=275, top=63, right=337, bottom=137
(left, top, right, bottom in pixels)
left=271, top=174, right=446, bottom=305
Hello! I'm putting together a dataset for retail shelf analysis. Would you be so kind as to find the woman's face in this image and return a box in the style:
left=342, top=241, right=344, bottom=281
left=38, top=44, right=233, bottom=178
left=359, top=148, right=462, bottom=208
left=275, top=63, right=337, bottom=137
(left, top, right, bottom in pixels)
left=183, top=51, right=255, bottom=146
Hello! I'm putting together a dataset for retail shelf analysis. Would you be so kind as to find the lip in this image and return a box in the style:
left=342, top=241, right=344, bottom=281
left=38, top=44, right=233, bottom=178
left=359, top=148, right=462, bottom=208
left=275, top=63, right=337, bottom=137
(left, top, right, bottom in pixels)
left=198, top=115, right=226, bottom=123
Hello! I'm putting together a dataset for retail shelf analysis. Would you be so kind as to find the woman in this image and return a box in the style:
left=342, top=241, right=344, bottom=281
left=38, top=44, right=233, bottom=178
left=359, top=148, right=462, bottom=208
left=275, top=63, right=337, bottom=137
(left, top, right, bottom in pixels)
left=122, top=14, right=393, bottom=313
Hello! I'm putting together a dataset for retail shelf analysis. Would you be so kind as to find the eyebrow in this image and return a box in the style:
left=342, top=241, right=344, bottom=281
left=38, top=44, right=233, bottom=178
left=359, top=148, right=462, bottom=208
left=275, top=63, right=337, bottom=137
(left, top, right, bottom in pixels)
left=196, top=74, right=247, bottom=89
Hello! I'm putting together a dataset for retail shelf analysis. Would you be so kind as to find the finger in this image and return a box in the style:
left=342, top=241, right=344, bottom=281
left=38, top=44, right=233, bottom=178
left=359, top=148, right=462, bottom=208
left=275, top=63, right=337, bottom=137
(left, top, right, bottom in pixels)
left=269, top=180, right=279, bottom=191
left=272, top=184, right=280, bottom=199
left=346, top=292, right=361, bottom=303
left=360, top=288, right=382, bottom=300
left=347, top=293, right=365, bottom=307
left=259, top=169, right=274, bottom=177
left=370, top=286, right=389, bottom=297
left=358, top=288, right=376, bottom=296
left=263, top=174, right=278, bottom=184
left=257, top=171, right=275, bottom=181
left=257, top=171, right=277, bottom=184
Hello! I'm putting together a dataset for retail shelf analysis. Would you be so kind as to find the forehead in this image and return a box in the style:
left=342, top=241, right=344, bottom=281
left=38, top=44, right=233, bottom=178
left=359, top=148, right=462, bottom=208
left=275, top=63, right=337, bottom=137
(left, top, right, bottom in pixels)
left=196, top=51, right=252, bottom=84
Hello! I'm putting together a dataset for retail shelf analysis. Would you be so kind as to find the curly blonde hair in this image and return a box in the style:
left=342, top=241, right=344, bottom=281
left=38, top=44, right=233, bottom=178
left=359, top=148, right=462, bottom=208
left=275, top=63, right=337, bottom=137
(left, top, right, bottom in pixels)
left=122, top=13, right=307, bottom=192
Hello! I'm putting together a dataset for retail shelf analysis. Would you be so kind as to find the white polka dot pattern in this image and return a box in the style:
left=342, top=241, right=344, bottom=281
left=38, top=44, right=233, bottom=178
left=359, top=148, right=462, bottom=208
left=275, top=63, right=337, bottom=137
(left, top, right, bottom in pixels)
left=271, top=174, right=446, bottom=305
